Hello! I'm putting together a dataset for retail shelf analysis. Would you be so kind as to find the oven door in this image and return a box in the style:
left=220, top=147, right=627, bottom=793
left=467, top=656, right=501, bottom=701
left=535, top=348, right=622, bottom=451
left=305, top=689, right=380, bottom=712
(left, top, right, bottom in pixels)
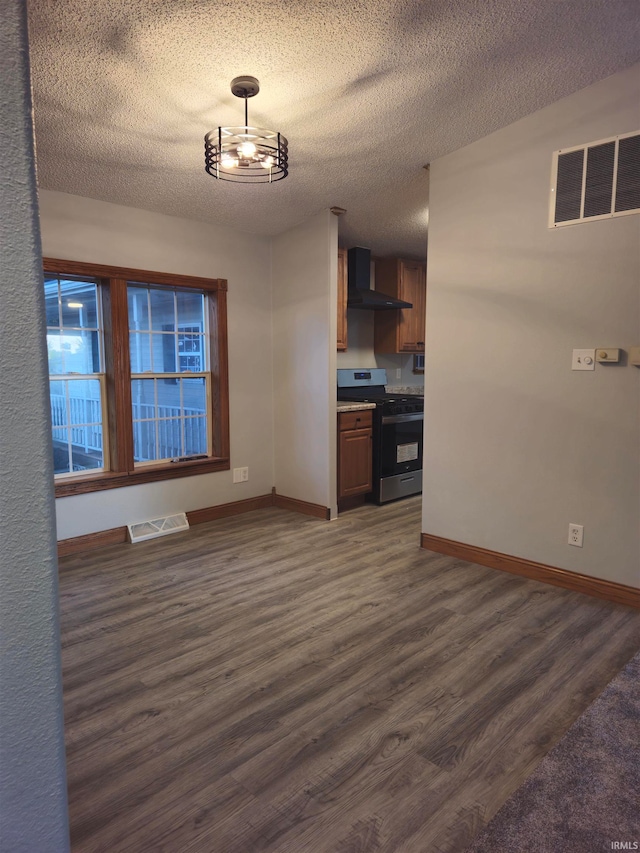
left=379, top=412, right=423, bottom=478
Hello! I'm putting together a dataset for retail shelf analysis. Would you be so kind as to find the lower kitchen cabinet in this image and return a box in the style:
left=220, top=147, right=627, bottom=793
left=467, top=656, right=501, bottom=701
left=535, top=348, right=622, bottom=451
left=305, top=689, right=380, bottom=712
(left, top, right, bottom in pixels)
left=338, top=410, right=372, bottom=499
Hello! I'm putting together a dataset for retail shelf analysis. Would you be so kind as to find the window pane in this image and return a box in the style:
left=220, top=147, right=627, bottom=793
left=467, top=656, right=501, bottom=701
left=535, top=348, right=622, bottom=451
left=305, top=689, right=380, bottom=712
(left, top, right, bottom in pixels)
left=45, top=271, right=106, bottom=479
left=60, top=279, right=98, bottom=328
left=128, top=287, right=149, bottom=331
left=70, top=429, right=104, bottom=473
left=179, top=354, right=203, bottom=372
left=130, top=332, right=152, bottom=373
left=156, top=378, right=181, bottom=412
left=47, top=329, right=100, bottom=374
left=127, top=283, right=211, bottom=467
left=177, top=291, right=204, bottom=327
left=157, top=419, right=182, bottom=460
left=131, top=378, right=156, bottom=419
left=182, top=377, right=206, bottom=414
left=65, top=330, right=101, bottom=373
left=178, top=327, right=204, bottom=372
left=150, top=288, right=175, bottom=331
left=50, top=380, right=67, bottom=427
left=133, top=420, right=157, bottom=462
left=154, top=332, right=176, bottom=373
left=52, top=428, right=70, bottom=475
left=184, top=417, right=207, bottom=456
left=45, top=278, right=60, bottom=327
left=47, top=332, right=65, bottom=375
left=50, top=379, right=105, bottom=473
left=132, top=376, right=208, bottom=463
left=67, top=379, right=102, bottom=426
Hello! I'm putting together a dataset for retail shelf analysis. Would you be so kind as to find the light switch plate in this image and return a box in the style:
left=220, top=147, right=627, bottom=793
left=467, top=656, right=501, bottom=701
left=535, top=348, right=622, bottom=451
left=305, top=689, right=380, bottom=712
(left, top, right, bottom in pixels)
left=572, top=349, right=595, bottom=371
left=595, top=348, right=620, bottom=363
left=629, top=347, right=640, bottom=366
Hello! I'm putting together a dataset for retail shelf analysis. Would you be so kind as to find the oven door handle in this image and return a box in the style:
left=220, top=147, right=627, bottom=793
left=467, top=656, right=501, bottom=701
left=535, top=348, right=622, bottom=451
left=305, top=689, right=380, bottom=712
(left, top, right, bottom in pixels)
left=381, top=413, right=424, bottom=425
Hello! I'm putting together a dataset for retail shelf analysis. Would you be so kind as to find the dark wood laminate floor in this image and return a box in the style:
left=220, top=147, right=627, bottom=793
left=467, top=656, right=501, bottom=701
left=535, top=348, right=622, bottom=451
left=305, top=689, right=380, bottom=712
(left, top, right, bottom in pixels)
left=58, top=498, right=640, bottom=853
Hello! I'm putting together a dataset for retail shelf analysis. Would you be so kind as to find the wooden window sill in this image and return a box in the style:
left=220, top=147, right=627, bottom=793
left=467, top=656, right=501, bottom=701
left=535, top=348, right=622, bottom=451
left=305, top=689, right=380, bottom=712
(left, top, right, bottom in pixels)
left=54, top=456, right=230, bottom=497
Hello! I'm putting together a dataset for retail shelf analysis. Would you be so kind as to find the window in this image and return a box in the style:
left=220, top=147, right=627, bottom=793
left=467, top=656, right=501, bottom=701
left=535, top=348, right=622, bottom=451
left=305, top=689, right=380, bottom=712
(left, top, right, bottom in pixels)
left=44, top=259, right=229, bottom=496
left=128, top=285, right=209, bottom=464
left=46, top=273, right=107, bottom=476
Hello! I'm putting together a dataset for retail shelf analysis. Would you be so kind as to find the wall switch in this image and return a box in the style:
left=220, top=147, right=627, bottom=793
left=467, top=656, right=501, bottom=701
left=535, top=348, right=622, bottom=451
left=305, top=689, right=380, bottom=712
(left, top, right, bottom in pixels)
left=571, top=349, right=595, bottom=371
left=568, top=523, right=584, bottom=547
left=629, top=347, right=640, bottom=366
left=595, top=348, right=620, bottom=363
left=233, top=467, right=249, bottom=483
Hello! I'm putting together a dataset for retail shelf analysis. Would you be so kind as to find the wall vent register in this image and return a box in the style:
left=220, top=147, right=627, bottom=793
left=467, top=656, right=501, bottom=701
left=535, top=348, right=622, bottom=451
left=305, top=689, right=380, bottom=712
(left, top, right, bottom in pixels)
left=128, top=513, right=189, bottom=543
left=549, top=130, right=640, bottom=227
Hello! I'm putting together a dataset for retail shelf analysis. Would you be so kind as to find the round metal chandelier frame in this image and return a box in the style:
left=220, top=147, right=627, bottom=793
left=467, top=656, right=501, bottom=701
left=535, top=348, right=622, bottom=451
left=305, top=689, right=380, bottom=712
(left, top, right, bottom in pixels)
left=204, top=76, right=288, bottom=184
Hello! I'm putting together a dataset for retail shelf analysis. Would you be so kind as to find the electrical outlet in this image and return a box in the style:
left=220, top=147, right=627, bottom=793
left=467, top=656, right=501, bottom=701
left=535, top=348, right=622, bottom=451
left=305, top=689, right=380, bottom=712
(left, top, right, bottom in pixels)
left=395, top=368, right=402, bottom=380
left=568, top=523, right=584, bottom=547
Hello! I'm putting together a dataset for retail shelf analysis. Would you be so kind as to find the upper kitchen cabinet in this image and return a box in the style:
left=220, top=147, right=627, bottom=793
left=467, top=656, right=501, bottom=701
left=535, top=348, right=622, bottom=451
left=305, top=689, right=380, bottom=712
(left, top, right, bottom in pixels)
left=374, top=258, right=426, bottom=354
left=337, top=247, right=347, bottom=352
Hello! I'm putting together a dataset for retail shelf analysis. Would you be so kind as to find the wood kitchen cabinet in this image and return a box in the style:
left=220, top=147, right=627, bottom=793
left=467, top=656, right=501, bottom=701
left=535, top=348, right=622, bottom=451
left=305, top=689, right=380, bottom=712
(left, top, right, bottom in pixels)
left=373, top=258, right=426, bottom=353
left=337, top=409, right=372, bottom=500
left=337, top=247, right=348, bottom=352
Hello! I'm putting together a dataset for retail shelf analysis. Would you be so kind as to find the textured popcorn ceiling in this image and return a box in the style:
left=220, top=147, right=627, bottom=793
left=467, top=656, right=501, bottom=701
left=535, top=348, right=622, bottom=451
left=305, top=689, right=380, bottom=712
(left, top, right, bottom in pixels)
left=28, top=0, right=640, bottom=259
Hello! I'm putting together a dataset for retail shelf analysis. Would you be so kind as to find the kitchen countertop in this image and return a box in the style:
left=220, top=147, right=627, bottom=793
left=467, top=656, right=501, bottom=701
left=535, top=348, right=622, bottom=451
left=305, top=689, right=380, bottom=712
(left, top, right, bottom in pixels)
left=385, top=385, right=424, bottom=396
left=337, top=401, right=377, bottom=413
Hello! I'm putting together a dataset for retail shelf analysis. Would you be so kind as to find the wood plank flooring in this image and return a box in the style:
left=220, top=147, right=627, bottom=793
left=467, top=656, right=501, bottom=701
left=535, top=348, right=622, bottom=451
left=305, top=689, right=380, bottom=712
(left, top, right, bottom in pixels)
left=58, top=497, right=640, bottom=852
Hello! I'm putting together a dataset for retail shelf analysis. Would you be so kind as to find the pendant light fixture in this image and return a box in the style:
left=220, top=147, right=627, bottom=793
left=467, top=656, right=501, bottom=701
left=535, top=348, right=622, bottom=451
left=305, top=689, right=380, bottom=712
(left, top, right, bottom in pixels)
left=204, top=76, right=288, bottom=184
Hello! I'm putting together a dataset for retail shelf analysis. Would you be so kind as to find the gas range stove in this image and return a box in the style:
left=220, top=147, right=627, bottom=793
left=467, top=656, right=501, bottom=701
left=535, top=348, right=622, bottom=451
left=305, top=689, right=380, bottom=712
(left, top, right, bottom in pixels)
left=336, top=369, right=423, bottom=416
left=338, top=390, right=423, bottom=417
left=337, top=368, right=424, bottom=504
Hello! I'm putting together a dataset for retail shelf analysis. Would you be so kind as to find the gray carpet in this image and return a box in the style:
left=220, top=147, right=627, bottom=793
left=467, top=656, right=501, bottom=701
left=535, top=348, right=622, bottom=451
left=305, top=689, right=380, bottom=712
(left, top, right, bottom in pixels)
left=465, top=650, right=640, bottom=853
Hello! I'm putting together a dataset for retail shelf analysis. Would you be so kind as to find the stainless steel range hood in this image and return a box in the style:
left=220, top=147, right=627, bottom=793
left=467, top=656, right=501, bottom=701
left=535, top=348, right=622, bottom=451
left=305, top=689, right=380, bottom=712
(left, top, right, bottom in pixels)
left=346, top=247, right=413, bottom=310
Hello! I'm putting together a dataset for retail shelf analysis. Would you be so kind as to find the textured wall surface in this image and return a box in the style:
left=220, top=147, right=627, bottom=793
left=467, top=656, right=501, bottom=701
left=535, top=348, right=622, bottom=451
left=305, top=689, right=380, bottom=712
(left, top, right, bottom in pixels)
left=423, top=64, right=640, bottom=587
left=0, top=3, right=70, bottom=851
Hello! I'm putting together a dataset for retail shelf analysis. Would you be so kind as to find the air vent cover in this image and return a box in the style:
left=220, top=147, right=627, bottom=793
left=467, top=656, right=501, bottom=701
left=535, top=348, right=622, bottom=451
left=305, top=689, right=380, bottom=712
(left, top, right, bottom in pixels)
left=127, top=512, right=189, bottom=543
left=549, top=130, right=640, bottom=227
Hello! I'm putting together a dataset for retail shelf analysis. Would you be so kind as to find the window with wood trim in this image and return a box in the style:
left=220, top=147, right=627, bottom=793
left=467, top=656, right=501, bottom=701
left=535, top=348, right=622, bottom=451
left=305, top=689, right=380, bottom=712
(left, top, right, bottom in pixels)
left=44, top=259, right=230, bottom=497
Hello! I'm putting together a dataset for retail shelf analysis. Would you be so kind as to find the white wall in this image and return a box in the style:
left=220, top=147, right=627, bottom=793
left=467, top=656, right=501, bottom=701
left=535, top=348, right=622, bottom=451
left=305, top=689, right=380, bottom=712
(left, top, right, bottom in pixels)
left=272, top=210, right=338, bottom=513
left=39, top=190, right=274, bottom=540
left=423, top=64, right=640, bottom=588
left=0, top=4, right=69, bottom=850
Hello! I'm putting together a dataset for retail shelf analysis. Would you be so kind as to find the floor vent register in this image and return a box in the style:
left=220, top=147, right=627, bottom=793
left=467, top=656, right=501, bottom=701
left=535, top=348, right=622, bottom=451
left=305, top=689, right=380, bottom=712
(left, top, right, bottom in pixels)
left=127, top=512, right=189, bottom=543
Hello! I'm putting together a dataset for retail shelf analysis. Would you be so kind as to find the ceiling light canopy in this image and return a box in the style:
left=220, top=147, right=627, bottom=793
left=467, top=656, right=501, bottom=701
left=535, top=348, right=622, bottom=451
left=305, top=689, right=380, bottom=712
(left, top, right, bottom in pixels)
left=204, top=76, right=288, bottom=184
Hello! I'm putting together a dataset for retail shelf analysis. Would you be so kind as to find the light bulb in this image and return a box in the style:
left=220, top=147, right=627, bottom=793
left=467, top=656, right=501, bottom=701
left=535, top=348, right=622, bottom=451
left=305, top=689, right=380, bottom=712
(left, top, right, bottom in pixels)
left=67, top=302, right=84, bottom=308
left=238, top=140, right=257, bottom=158
left=260, top=155, right=274, bottom=169
left=221, top=153, right=238, bottom=169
